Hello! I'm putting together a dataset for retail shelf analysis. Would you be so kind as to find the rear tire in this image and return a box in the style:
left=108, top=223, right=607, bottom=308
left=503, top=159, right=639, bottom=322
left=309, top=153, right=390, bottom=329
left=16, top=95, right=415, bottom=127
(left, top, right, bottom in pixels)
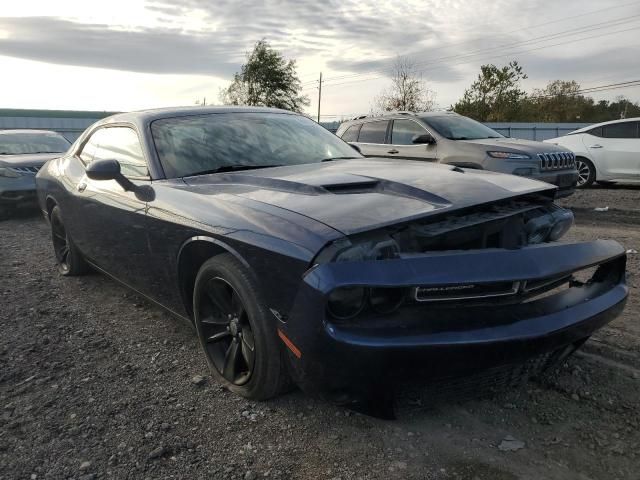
left=193, top=253, right=290, bottom=400
left=50, top=205, right=89, bottom=276
left=0, top=205, right=14, bottom=221
left=575, top=157, right=596, bottom=188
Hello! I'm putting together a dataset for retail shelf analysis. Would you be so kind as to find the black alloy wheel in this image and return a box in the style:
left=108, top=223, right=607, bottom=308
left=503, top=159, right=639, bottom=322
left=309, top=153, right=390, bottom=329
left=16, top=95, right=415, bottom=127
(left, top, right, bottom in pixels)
left=193, top=254, right=290, bottom=400
left=197, top=277, right=255, bottom=385
left=51, top=208, right=72, bottom=273
left=575, top=157, right=595, bottom=187
left=50, top=205, right=88, bottom=276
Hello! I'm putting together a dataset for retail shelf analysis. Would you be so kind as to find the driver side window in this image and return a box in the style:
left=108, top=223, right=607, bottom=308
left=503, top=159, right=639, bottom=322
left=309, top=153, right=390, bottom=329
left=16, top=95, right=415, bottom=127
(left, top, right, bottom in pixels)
left=391, top=120, right=427, bottom=145
left=79, top=130, right=102, bottom=164
left=80, top=127, right=149, bottom=178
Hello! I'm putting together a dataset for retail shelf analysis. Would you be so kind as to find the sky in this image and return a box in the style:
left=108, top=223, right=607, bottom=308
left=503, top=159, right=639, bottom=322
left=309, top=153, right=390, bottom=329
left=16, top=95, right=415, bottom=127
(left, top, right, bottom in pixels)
left=0, top=0, right=639, bottom=120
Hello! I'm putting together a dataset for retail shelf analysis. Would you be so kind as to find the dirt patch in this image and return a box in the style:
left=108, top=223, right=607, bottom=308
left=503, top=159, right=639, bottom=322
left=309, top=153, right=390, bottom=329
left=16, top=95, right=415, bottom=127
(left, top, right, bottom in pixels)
left=1, top=187, right=639, bottom=480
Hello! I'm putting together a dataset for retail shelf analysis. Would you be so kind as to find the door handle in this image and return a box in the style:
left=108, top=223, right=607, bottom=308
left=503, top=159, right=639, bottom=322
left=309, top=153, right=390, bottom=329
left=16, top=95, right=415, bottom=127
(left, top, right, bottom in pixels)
left=387, top=149, right=399, bottom=154
left=589, top=144, right=603, bottom=149
left=77, top=182, right=87, bottom=192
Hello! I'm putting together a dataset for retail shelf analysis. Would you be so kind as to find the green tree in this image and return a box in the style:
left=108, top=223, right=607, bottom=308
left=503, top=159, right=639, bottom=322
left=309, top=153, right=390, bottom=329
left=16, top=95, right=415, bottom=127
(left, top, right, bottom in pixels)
left=220, top=40, right=309, bottom=113
left=527, top=80, right=594, bottom=122
left=452, top=61, right=528, bottom=121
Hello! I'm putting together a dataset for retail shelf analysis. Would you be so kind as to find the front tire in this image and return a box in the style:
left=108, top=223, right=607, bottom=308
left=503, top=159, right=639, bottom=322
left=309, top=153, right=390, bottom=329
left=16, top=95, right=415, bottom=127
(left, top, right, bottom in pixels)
left=575, top=157, right=596, bottom=188
left=193, top=254, right=289, bottom=400
left=50, top=206, right=89, bottom=276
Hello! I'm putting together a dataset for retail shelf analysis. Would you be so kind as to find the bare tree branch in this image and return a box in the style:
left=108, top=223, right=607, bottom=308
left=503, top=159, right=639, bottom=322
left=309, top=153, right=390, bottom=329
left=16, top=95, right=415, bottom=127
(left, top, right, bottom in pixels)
left=373, top=56, right=436, bottom=114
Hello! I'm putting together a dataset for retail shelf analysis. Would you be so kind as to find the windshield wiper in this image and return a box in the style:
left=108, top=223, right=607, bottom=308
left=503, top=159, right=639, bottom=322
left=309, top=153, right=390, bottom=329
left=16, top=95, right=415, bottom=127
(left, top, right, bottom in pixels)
left=186, top=164, right=282, bottom=177
left=321, top=156, right=359, bottom=162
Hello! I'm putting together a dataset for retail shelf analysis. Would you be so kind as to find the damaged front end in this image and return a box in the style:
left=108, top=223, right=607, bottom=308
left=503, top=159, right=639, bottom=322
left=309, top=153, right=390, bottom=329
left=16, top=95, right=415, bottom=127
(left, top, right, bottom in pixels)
left=280, top=195, right=628, bottom=415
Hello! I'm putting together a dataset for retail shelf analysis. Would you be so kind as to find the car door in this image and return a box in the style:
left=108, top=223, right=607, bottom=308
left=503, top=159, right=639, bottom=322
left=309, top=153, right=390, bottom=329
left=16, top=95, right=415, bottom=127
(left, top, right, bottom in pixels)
left=388, top=119, right=437, bottom=161
left=582, top=121, right=640, bottom=178
left=352, top=120, right=391, bottom=157
left=70, top=126, right=153, bottom=291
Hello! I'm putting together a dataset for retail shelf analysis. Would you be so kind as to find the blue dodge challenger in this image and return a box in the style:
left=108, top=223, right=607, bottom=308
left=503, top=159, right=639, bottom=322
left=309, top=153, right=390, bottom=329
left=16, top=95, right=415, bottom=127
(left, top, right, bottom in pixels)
left=35, top=107, right=627, bottom=415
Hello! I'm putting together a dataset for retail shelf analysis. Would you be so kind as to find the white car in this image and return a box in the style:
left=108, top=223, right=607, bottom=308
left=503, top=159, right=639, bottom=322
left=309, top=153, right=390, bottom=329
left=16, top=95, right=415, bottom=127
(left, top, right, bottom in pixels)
left=545, top=117, right=640, bottom=187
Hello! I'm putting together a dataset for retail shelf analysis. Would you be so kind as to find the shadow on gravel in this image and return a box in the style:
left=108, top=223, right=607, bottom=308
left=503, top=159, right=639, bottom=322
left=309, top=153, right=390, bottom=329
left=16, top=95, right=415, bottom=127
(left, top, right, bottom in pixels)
left=588, top=184, right=640, bottom=191
left=0, top=206, right=41, bottom=222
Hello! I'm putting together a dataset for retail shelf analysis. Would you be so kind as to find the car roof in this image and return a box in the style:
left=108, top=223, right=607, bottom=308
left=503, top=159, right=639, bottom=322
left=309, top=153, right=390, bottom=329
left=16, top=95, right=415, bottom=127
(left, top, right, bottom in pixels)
left=340, top=111, right=459, bottom=127
left=569, top=116, right=640, bottom=134
left=94, top=105, right=297, bottom=128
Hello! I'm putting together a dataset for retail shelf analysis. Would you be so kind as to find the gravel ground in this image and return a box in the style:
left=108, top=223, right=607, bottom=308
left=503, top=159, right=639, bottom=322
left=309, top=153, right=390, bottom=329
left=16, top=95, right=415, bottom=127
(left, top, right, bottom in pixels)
left=1, top=186, right=639, bottom=480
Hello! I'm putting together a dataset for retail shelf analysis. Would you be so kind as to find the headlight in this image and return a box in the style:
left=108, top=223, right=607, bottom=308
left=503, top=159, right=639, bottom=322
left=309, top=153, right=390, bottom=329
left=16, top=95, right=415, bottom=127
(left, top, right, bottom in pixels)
left=0, top=167, right=21, bottom=178
left=548, top=208, right=574, bottom=241
left=487, top=151, right=531, bottom=159
left=327, top=287, right=366, bottom=320
left=315, top=232, right=400, bottom=264
left=525, top=206, right=574, bottom=244
left=369, top=287, right=405, bottom=314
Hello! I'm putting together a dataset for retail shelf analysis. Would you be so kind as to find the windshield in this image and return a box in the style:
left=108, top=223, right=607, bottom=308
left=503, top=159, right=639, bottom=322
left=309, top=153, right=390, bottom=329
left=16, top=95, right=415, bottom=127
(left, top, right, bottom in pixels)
left=0, top=131, right=71, bottom=155
left=421, top=115, right=504, bottom=141
left=151, top=112, right=362, bottom=178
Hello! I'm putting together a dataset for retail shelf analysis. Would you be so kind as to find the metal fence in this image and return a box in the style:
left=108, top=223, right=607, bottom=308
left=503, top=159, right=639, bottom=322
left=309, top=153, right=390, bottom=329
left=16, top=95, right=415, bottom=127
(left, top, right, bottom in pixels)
left=484, top=123, right=590, bottom=141
left=0, top=109, right=115, bottom=141
left=0, top=109, right=591, bottom=143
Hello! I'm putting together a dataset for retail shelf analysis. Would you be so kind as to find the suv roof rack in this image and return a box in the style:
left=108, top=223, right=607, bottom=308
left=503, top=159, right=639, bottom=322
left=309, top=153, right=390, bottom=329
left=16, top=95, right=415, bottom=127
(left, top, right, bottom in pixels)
left=351, top=111, right=418, bottom=121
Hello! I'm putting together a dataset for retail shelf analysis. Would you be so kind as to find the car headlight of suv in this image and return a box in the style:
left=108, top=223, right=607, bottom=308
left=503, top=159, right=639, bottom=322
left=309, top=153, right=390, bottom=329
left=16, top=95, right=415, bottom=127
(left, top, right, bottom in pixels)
left=525, top=206, right=574, bottom=244
left=0, top=166, right=21, bottom=178
left=487, top=151, right=531, bottom=160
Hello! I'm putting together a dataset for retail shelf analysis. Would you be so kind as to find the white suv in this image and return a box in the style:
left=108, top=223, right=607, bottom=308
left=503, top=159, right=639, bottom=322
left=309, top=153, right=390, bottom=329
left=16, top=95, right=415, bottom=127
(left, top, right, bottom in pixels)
left=336, top=112, right=578, bottom=197
left=545, top=117, right=640, bottom=187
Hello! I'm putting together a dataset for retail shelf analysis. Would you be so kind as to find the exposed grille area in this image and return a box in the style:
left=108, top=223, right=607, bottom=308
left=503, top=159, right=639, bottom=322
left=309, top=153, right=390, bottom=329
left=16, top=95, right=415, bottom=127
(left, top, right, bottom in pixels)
left=538, top=152, right=575, bottom=171
left=9, top=166, right=41, bottom=175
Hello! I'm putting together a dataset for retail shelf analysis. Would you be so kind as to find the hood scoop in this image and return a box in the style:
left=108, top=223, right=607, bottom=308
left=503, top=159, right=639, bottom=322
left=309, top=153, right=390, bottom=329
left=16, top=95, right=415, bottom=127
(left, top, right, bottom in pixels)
left=322, top=180, right=380, bottom=194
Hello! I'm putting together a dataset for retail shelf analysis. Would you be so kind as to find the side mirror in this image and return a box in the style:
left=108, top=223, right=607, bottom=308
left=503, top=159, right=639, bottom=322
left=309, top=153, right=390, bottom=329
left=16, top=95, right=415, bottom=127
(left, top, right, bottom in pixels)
left=86, top=159, right=136, bottom=192
left=349, top=143, right=362, bottom=153
left=412, top=133, right=436, bottom=145
left=86, top=158, right=121, bottom=181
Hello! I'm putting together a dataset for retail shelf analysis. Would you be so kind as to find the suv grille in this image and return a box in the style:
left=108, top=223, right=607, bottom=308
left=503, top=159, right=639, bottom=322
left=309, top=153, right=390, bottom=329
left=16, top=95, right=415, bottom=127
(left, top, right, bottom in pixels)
left=538, top=152, right=575, bottom=171
left=9, top=166, right=41, bottom=175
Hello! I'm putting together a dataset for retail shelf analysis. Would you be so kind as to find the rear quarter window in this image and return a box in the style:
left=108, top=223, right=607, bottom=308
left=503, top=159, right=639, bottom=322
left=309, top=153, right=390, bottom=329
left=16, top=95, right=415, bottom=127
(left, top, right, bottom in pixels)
left=340, top=124, right=361, bottom=142
left=357, top=121, right=389, bottom=144
left=602, top=122, right=639, bottom=139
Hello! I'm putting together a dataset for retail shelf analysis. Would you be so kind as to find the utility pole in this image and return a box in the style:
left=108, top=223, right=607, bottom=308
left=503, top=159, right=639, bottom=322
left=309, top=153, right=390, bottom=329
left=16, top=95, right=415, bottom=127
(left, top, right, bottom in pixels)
left=317, top=72, right=323, bottom=123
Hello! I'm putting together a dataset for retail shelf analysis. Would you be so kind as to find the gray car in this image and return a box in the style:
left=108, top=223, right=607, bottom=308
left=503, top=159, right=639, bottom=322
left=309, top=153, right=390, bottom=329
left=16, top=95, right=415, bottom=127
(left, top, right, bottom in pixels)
left=336, top=112, right=579, bottom=197
left=0, top=129, right=71, bottom=218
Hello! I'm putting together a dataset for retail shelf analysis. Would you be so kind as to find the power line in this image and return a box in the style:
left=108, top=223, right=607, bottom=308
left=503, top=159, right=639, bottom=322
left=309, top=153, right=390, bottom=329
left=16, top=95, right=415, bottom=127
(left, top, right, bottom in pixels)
left=304, top=24, right=640, bottom=91
left=316, top=79, right=640, bottom=119
left=303, top=14, right=640, bottom=87
left=529, top=79, right=640, bottom=99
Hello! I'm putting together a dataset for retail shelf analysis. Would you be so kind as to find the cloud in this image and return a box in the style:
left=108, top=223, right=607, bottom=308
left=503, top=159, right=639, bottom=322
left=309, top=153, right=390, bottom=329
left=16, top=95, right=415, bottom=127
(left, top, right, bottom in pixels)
left=0, top=0, right=637, bottom=93
left=0, top=16, right=242, bottom=76
left=0, top=1, right=447, bottom=77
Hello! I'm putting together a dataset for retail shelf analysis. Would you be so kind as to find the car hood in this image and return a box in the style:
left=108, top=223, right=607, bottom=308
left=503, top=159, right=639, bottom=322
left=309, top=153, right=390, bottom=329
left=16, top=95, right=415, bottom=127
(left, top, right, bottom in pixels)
left=0, top=152, right=60, bottom=167
left=460, top=137, right=571, bottom=154
left=183, top=159, right=556, bottom=235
